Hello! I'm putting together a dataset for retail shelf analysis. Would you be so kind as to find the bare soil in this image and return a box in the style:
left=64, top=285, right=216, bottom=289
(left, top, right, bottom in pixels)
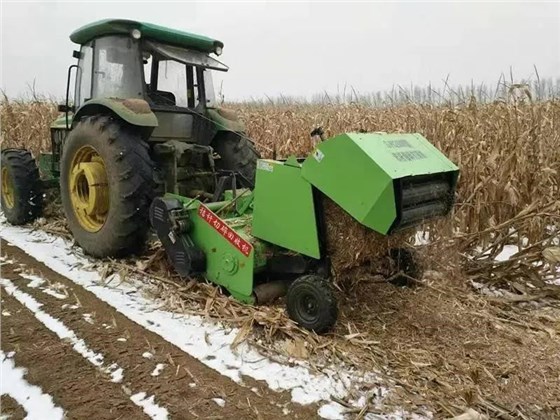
left=1, top=240, right=318, bottom=419
left=1, top=394, right=26, bottom=419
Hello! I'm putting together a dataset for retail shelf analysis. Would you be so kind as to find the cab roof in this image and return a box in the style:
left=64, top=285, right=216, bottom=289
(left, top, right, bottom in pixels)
left=70, top=19, right=224, bottom=53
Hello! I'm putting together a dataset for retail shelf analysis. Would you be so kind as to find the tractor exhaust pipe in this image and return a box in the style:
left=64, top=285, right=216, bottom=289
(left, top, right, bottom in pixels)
left=254, top=280, right=290, bottom=305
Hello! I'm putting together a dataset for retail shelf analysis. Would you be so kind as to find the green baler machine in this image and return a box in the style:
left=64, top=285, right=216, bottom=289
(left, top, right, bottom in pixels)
left=150, top=132, right=459, bottom=332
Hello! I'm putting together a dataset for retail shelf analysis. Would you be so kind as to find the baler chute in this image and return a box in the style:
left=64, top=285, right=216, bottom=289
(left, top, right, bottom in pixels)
left=150, top=132, right=459, bottom=333
left=301, top=132, right=458, bottom=234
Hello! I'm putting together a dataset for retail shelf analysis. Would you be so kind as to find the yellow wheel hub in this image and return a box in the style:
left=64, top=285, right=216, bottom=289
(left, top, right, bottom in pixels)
left=1, top=167, right=15, bottom=209
left=69, top=146, right=109, bottom=232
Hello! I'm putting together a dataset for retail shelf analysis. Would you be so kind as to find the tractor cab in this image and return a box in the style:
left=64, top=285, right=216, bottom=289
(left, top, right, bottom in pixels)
left=71, top=23, right=228, bottom=112
left=63, top=19, right=237, bottom=142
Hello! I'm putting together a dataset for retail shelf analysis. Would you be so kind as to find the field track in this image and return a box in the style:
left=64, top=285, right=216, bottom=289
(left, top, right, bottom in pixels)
left=0, top=239, right=318, bottom=419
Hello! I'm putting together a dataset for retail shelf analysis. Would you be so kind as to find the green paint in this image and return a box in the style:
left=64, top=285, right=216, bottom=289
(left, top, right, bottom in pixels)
left=38, top=153, right=58, bottom=182
left=228, top=290, right=255, bottom=305
left=252, top=159, right=320, bottom=259
left=350, top=133, right=459, bottom=179
left=206, top=108, right=245, bottom=133
left=182, top=200, right=256, bottom=301
left=74, top=98, right=158, bottom=127
left=301, top=133, right=459, bottom=235
left=251, top=239, right=268, bottom=271
left=70, top=19, right=223, bottom=53
left=164, top=192, right=271, bottom=303
left=156, top=131, right=459, bottom=308
left=50, top=114, right=73, bottom=129
left=222, top=189, right=254, bottom=215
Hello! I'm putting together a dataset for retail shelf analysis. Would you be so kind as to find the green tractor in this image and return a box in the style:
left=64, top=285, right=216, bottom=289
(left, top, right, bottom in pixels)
left=1, top=20, right=460, bottom=332
left=2, top=19, right=258, bottom=257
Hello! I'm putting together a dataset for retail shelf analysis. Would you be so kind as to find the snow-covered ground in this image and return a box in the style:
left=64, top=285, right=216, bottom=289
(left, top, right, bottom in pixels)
left=0, top=221, right=406, bottom=419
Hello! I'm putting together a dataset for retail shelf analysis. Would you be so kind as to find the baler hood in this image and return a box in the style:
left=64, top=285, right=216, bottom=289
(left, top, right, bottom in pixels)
left=301, top=133, right=459, bottom=234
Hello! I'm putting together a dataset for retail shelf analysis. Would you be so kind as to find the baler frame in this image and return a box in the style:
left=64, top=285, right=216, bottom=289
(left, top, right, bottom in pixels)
left=149, top=132, right=459, bottom=332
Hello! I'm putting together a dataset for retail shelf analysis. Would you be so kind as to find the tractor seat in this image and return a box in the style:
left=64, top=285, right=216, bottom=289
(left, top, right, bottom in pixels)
left=148, top=90, right=176, bottom=106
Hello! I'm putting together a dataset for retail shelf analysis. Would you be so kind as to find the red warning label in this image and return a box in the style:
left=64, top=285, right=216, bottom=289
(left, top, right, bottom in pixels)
left=198, top=204, right=253, bottom=257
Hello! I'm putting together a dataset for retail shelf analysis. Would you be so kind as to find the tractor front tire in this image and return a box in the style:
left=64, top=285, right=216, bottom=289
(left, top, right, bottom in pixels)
left=212, top=132, right=259, bottom=188
left=1, top=149, right=43, bottom=225
left=286, top=275, right=338, bottom=333
left=60, top=116, right=156, bottom=258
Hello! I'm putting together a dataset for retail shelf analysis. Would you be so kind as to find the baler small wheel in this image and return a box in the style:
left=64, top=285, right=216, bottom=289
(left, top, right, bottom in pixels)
left=1, top=149, right=43, bottom=224
left=388, top=248, right=424, bottom=287
left=286, top=275, right=338, bottom=333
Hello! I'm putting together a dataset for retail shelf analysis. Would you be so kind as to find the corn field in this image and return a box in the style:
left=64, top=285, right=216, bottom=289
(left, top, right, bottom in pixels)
left=1, top=94, right=559, bottom=243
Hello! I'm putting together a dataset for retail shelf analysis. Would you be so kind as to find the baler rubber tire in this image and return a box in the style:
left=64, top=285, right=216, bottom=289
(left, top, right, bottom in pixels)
left=212, top=132, right=259, bottom=188
left=388, top=248, right=424, bottom=287
left=286, top=275, right=338, bottom=333
left=1, top=149, right=43, bottom=224
left=60, top=116, right=156, bottom=258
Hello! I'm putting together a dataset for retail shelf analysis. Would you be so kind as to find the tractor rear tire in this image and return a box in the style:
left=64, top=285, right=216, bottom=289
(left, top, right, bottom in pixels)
left=1, top=149, right=43, bottom=225
left=212, top=132, right=259, bottom=188
left=286, top=275, right=338, bottom=333
left=60, top=116, right=156, bottom=258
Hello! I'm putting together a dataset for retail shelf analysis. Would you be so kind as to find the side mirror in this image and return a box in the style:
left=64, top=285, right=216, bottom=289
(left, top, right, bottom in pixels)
left=58, top=104, right=75, bottom=113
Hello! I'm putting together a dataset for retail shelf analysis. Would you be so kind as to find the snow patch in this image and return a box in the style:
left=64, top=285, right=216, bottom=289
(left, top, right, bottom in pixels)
left=495, top=245, right=520, bottom=262
left=212, top=397, right=226, bottom=408
left=108, top=363, right=124, bottom=383
left=1, top=351, right=65, bottom=420
left=143, top=352, right=154, bottom=359
left=318, top=402, right=345, bottom=419
left=83, top=313, right=94, bottom=324
left=20, top=272, right=67, bottom=299
left=151, top=363, right=166, bottom=377
left=0, top=256, right=15, bottom=265
left=130, top=392, right=169, bottom=420
left=20, top=273, right=45, bottom=288
left=42, top=288, right=68, bottom=300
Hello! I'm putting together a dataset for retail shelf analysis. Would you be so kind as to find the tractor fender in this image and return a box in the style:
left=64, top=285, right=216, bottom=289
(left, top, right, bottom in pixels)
left=73, top=98, right=158, bottom=128
left=206, top=107, right=245, bottom=133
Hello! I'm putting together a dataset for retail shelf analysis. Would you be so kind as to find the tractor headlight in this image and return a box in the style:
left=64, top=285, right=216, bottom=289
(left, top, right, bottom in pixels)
left=215, top=45, right=223, bottom=56
left=131, top=29, right=142, bottom=39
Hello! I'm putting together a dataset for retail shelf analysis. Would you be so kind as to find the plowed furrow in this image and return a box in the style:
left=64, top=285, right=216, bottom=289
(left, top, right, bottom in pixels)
left=1, top=239, right=317, bottom=419
left=0, top=291, right=146, bottom=420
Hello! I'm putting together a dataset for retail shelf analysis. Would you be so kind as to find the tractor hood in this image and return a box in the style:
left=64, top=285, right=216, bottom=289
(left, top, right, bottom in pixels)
left=301, top=133, right=459, bottom=235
